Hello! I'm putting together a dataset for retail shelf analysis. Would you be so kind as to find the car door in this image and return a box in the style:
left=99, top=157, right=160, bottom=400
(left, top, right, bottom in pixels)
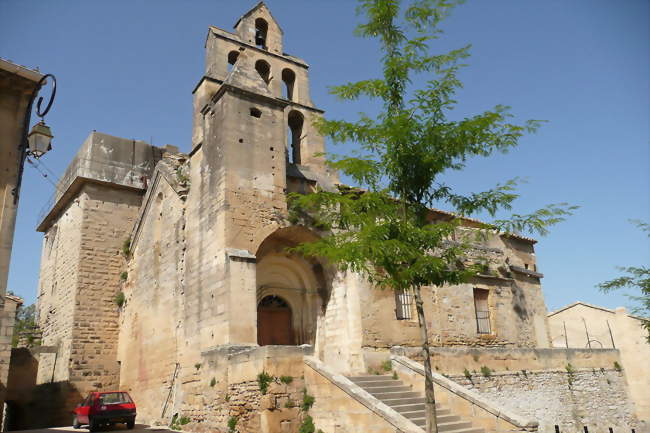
left=77, top=394, right=92, bottom=424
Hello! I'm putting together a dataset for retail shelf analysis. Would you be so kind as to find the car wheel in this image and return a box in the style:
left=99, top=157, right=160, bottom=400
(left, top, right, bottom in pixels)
left=72, top=415, right=81, bottom=429
left=127, top=418, right=135, bottom=429
left=88, top=418, right=99, bottom=432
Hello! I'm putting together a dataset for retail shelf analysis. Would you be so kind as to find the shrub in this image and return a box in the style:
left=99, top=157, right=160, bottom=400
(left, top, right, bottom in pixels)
left=122, top=238, right=131, bottom=257
left=120, top=271, right=128, bottom=281
left=210, top=377, right=216, bottom=387
left=257, top=371, right=273, bottom=395
left=565, top=363, right=576, bottom=374
left=301, top=388, right=315, bottom=412
left=280, top=375, right=293, bottom=385
left=480, top=366, right=492, bottom=378
left=114, top=292, right=125, bottom=308
left=613, top=361, right=622, bottom=372
left=227, top=416, right=238, bottom=433
left=392, top=371, right=398, bottom=380
left=380, top=359, right=392, bottom=372
left=224, top=393, right=230, bottom=402
left=299, top=415, right=315, bottom=433
left=463, top=368, right=472, bottom=380
left=194, top=363, right=201, bottom=370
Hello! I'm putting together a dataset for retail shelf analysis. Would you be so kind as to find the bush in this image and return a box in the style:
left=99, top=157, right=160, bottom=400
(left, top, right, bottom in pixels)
left=120, top=271, right=128, bottom=281
left=299, top=415, right=315, bottom=433
left=280, top=375, right=293, bottom=385
left=380, top=359, right=392, bottom=372
left=613, top=361, right=622, bottom=372
left=122, top=238, right=131, bottom=257
left=257, top=371, right=273, bottom=395
left=480, top=366, right=492, bottom=378
left=301, top=388, right=315, bottom=412
left=210, top=377, right=216, bottom=387
left=227, top=416, right=238, bottom=433
left=194, top=363, right=201, bottom=370
left=114, top=292, right=125, bottom=308
left=463, top=368, right=472, bottom=380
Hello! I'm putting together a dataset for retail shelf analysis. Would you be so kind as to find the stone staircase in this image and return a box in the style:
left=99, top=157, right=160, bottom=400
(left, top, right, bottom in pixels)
left=348, top=374, right=484, bottom=433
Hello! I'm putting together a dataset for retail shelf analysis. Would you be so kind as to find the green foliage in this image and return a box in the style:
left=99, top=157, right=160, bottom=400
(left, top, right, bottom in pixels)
left=280, top=375, right=294, bottom=385
left=258, top=371, right=273, bottom=395
left=613, top=361, right=622, bottom=372
left=114, top=292, right=126, bottom=308
left=480, top=366, right=492, bottom=378
left=120, top=271, right=128, bottom=281
left=463, top=368, right=472, bottom=380
left=521, top=369, right=528, bottom=378
left=565, top=363, right=575, bottom=374
left=170, top=414, right=191, bottom=430
left=194, top=363, right=201, bottom=370
left=122, top=238, right=131, bottom=257
left=598, top=220, right=649, bottom=343
left=380, top=359, right=392, bottom=372
left=285, top=398, right=295, bottom=408
left=392, top=371, right=398, bottom=380
left=227, top=416, right=238, bottom=433
left=210, top=377, right=217, bottom=387
left=302, top=388, right=315, bottom=412
left=11, top=303, right=39, bottom=348
left=299, top=415, right=316, bottom=433
left=224, top=393, right=230, bottom=402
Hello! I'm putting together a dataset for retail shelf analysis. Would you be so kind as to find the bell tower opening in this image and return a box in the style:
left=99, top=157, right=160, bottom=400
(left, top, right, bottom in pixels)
left=255, top=59, right=271, bottom=85
left=287, top=110, right=304, bottom=164
left=281, top=68, right=295, bottom=100
left=255, top=18, right=268, bottom=50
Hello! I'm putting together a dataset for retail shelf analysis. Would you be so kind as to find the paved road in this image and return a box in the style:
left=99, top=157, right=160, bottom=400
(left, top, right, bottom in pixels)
left=11, top=425, right=173, bottom=433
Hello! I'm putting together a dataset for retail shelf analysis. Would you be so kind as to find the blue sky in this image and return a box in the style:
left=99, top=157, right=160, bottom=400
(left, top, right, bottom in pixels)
left=1, top=0, right=648, bottom=313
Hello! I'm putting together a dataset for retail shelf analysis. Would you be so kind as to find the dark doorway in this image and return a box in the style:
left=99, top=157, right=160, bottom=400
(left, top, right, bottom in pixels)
left=257, top=295, right=294, bottom=346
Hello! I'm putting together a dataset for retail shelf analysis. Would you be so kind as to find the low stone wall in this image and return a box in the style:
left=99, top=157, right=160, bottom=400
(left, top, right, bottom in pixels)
left=451, top=368, right=637, bottom=433
left=384, top=346, right=622, bottom=375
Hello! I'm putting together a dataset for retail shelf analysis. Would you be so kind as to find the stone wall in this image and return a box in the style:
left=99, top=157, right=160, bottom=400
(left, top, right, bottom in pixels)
left=452, top=368, right=637, bottom=433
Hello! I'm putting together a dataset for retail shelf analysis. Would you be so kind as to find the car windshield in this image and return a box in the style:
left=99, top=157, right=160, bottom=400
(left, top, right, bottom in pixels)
left=98, top=392, right=132, bottom=405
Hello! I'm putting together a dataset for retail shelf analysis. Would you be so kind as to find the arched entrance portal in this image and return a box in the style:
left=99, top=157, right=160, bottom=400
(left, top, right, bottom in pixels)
left=257, top=295, right=294, bottom=346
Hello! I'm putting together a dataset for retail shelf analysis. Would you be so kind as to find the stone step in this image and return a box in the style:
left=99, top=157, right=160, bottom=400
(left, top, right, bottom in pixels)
left=362, top=385, right=412, bottom=393
left=383, top=397, right=427, bottom=406
left=357, top=379, right=405, bottom=388
left=372, top=390, right=422, bottom=400
left=438, top=420, right=473, bottom=432
left=349, top=375, right=394, bottom=383
left=400, top=409, right=425, bottom=420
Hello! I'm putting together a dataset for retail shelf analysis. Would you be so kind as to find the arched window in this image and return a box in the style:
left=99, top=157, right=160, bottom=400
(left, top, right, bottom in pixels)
left=287, top=110, right=304, bottom=164
left=255, top=60, right=271, bottom=85
left=255, top=18, right=268, bottom=50
left=281, top=68, right=295, bottom=101
left=227, top=50, right=239, bottom=72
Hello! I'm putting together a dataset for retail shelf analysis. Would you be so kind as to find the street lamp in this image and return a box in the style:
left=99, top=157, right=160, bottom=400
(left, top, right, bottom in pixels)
left=27, top=120, right=53, bottom=158
left=13, top=73, right=56, bottom=203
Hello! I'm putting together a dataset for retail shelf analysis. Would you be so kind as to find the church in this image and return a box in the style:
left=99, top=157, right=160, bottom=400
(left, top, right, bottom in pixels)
left=30, top=3, right=641, bottom=433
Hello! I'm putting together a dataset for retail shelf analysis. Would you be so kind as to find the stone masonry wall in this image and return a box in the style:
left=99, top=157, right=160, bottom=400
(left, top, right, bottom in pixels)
left=69, top=183, right=142, bottom=394
left=37, top=197, right=85, bottom=385
left=452, top=368, right=638, bottom=433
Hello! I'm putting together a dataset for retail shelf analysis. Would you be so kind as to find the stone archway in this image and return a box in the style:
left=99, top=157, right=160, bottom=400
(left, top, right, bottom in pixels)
left=257, top=295, right=294, bottom=346
left=255, top=226, right=328, bottom=346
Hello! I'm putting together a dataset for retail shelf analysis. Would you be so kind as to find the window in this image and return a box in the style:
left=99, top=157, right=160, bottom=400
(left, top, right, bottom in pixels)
left=250, top=107, right=262, bottom=118
left=255, top=18, right=268, bottom=49
left=473, top=288, right=491, bottom=334
left=281, top=68, right=295, bottom=100
left=395, top=289, right=414, bottom=320
left=255, top=59, right=271, bottom=85
left=287, top=110, right=304, bottom=164
left=227, top=50, right=239, bottom=72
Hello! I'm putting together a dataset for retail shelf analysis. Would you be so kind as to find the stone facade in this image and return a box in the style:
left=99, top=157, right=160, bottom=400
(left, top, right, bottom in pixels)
left=0, top=58, right=44, bottom=427
left=29, top=3, right=642, bottom=433
left=548, top=302, right=650, bottom=426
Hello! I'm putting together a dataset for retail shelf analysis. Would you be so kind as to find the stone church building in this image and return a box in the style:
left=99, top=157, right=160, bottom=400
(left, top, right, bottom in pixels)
left=30, top=3, right=643, bottom=433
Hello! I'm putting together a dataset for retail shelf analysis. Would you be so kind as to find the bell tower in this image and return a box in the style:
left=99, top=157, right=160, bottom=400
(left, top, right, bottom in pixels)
left=185, top=2, right=337, bottom=348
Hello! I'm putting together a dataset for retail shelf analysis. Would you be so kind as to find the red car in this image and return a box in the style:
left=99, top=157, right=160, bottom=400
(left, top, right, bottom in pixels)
left=73, top=391, right=136, bottom=431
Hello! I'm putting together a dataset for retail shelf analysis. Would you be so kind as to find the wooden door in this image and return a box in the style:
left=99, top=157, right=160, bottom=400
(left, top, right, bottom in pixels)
left=257, top=296, right=294, bottom=345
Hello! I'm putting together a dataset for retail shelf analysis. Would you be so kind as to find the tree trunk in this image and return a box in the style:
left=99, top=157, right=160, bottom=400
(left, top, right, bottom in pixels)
left=413, top=285, right=438, bottom=433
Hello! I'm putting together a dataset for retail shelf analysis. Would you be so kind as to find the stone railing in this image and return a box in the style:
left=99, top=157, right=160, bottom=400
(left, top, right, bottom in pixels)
left=391, top=355, right=538, bottom=433
left=304, top=356, right=422, bottom=433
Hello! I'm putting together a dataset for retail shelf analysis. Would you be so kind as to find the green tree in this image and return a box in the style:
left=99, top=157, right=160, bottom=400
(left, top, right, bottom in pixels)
left=290, top=1, right=574, bottom=431
left=12, top=303, right=38, bottom=348
left=598, top=220, right=649, bottom=343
